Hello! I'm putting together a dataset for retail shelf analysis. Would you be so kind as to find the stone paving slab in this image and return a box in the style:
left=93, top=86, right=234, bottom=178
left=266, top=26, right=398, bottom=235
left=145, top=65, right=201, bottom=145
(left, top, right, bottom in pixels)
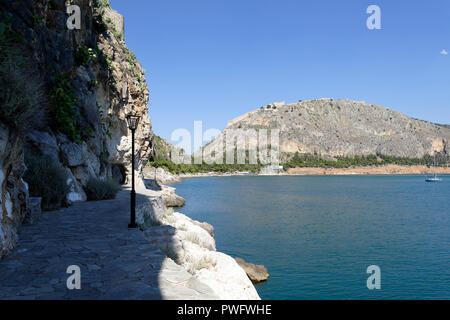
left=0, top=188, right=218, bottom=300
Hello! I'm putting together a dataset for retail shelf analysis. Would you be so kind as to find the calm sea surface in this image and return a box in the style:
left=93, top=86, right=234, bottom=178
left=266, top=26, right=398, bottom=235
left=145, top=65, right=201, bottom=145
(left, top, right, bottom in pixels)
left=173, top=175, right=450, bottom=300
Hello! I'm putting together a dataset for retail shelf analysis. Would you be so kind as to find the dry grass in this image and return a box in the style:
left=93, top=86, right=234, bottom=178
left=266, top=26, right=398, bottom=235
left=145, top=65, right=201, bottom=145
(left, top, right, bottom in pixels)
left=185, top=254, right=217, bottom=274
left=85, top=177, right=121, bottom=201
left=161, top=209, right=177, bottom=225
left=184, top=232, right=202, bottom=246
left=24, top=153, right=70, bottom=211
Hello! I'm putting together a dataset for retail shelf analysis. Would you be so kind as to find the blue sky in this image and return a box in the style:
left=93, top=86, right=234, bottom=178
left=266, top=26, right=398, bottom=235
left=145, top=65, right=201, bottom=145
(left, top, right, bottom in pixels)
left=110, top=0, right=450, bottom=141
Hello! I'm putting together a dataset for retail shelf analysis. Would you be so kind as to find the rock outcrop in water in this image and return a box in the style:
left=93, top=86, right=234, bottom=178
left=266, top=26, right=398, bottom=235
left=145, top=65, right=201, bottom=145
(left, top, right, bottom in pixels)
left=0, top=0, right=153, bottom=258
left=205, top=99, right=450, bottom=161
left=143, top=166, right=181, bottom=185
left=144, top=177, right=186, bottom=208
left=234, top=258, right=270, bottom=283
left=136, top=191, right=260, bottom=300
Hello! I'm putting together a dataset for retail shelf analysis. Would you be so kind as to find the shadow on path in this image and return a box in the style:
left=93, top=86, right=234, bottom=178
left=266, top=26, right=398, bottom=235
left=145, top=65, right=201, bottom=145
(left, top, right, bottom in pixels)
left=0, top=188, right=213, bottom=300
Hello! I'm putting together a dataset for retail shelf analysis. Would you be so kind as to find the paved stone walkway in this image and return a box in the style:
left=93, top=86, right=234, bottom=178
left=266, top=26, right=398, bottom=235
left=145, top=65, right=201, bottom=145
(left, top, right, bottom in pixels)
left=0, top=188, right=217, bottom=300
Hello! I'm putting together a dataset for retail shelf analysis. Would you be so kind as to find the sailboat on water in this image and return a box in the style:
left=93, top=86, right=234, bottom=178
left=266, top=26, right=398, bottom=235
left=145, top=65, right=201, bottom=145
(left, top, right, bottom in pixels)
left=425, top=153, right=442, bottom=182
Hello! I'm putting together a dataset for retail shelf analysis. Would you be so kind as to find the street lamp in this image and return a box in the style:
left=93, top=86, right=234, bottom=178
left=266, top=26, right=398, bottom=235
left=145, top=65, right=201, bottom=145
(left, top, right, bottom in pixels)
left=126, top=111, right=140, bottom=228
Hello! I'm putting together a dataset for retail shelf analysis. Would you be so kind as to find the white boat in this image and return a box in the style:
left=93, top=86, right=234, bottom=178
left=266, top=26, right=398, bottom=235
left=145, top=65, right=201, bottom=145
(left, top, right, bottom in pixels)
left=425, top=153, right=442, bottom=182
left=425, top=176, right=442, bottom=182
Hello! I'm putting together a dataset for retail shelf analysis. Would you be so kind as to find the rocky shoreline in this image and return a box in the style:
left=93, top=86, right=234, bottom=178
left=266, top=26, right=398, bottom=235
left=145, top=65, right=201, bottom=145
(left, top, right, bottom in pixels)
left=284, top=164, right=450, bottom=176
left=145, top=164, right=450, bottom=181
left=137, top=175, right=262, bottom=300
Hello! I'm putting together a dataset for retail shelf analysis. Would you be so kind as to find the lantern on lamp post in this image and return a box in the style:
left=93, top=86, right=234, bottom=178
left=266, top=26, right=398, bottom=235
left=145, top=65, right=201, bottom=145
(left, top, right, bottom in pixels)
left=126, top=111, right=140, bottom=228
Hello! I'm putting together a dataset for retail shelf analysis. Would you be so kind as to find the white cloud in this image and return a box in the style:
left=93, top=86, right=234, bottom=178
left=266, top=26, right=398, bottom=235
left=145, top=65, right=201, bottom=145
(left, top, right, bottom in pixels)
left=440, top=49, right=448, bottom=55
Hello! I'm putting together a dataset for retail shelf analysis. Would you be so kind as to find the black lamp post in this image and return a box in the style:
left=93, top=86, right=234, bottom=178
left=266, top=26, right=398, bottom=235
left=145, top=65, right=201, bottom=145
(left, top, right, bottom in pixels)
left=126, top=111, right=140, bottom=228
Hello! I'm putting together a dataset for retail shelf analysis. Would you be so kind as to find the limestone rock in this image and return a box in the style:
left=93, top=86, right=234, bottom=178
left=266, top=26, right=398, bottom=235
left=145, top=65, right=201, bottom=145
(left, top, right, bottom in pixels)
left=162, top=186, right=186, bottom=208
left=104, top=7, right=124, bottom=35
left=137, top=193, right=260, bottom=300
left=142, top=167, right=185, bottom=207
left=0, top=125, right=8, bottom=159
left=205, top=99, right=450, bottom=160
left=72, top=165, right=95, bottom=186
left=0, top=124, right=28, bottom=258
left=65, top=168, right=87, bottom=204
left=83, top=145, right=101, bottom=177
left=111, top=164, right=125, bottom=184
left=60, top=142, right=85, bottom=167
left=192, top=221, right=214, bottom=238
left=196, top=252, right=261, bottom=300
left=136, top=195, right=167, bottom=229
left=143, top=177, right=185, bottom=208
left=27, top=130, right=59, bottom=163
left=143, top=178, right=162, bottom=191
left=143, top=167, right=180, bottom=185
left=234, top=258, right=270, bottom=283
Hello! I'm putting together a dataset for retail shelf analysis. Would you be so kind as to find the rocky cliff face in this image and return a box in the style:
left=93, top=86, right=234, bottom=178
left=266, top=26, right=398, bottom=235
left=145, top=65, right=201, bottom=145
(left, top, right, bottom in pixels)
left=207, top=99, right=450, bottom=161
left=0, top=125, right=28, bottom=257
left=0, top=0, right=153, bottom=258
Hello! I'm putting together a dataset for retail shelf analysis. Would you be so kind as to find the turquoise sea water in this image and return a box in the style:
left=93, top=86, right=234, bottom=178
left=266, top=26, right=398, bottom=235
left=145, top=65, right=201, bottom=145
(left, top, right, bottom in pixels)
left=173, top=175, right=450, bottom=300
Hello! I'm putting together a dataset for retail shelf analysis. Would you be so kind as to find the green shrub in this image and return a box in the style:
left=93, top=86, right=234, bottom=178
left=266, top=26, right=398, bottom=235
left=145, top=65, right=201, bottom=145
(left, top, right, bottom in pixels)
left=32, top=9, right=43, bottom=28
left=152, top=135, right=171, bottom=161
left=149, top=152, right=450, bottom=174
left=0, top=12, right=26, bottom=53
left=93, top=14, right=108, bottom=34
left=281, top=152, right=449, bottom=170
left=85, top=177, right=121, bottom=201
left=104, top=16, right=123, bottom=41
left=74, top=47, right=97, bottom=67
left=93, top=0, right=111, bottom=9
left=114, top=30, right=123, bottom=41
left=104, top=55, right=114, bottom=71
left=24, top=153, right=70, bottom=211
left=92, top=0, right=109, bottom=34
left=49, top=74, right=82, bottom=144
left=148, top=160, right=262, bottom=175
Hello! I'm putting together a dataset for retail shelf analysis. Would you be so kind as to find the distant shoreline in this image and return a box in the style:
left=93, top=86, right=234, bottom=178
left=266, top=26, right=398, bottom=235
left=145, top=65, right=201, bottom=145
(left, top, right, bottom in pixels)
left=175, top=164, right=450, bottom=179
left=284, top=164, right=450, bottom=176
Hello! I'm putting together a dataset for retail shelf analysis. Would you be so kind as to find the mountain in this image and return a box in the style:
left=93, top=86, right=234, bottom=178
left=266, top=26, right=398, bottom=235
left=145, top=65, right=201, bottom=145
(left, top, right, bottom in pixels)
left=204, top=99, right=450, bottom=162
left=150, top=135, right=185, bottom=162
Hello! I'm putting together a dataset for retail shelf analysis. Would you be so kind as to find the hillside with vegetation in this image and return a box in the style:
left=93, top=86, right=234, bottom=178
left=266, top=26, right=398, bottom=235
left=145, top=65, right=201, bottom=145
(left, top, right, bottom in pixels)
left=149, top=99, right=450, bottom=174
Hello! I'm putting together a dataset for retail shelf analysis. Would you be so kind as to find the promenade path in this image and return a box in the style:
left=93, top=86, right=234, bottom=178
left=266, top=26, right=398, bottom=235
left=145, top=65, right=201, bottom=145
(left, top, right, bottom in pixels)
left=0, top=188, right=217, bottom=300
